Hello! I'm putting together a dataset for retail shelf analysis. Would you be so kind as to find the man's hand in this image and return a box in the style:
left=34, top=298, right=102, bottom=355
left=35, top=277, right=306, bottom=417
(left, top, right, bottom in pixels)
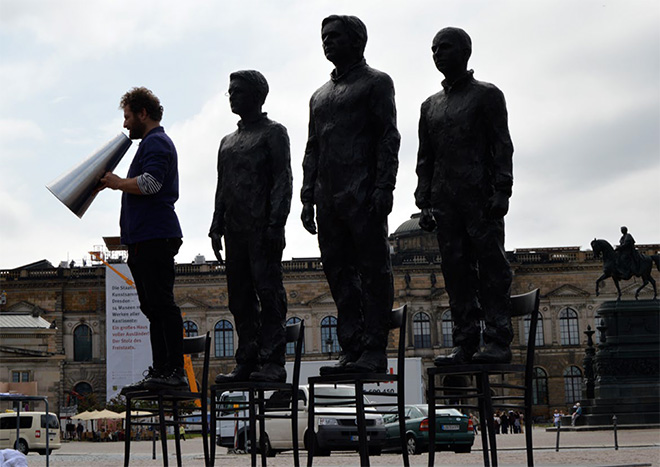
left=301, top=203, right=317, bottom=235
left=98, top=172, right=122, bottom=192
left=369, top=188, right=393, bottom=219
left=488, top=191, right=510, bottom=219
left=418, top=208, right=437, bottom=232
left=210, top=231, right=224, bottom=264
left=266, top=226, right=286, bottom=257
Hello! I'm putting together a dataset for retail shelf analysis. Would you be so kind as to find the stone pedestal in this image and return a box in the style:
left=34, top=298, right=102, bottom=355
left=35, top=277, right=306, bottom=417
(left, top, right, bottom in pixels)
left=581, top=300, right=659, bottom=425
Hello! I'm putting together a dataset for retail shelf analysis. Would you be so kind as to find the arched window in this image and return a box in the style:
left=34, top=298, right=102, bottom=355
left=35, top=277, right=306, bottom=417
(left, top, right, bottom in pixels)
left=441, top=310, right=453, bottom=347
left=594, top=314, right=603, bottom=342
left=559, top=308, right=580, bottom=345
left=524, top=313, right=545, bottom=347
left=532, top=367, right=549, bottom=405
left=183, top=320, right=198, bottom=337
left=413, top=312, right=432, bottom=348
left=321, top=316, right=341, bottom=354
left=563, top=366, right=583, bottom=404
left=214, top=320, right=234, bottom=358
left=73, top=324, right=92, bottom=362
left=286, top=317, right=304, bottom=355
left=72, top=382, right=93, bottom=406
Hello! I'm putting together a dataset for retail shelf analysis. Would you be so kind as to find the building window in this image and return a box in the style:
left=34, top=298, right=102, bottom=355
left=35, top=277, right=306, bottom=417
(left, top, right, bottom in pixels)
left=72, top=382, right=93, bottom=405
left=73, top=324, right=92, bottom=362
left=214, top=320, right=234, bottom=358
left=441, top=310, right=453, bottom=347
left=594, top=314, right=603, bottom=342
left=321, top=316, right=341, bottom=354
left=11, top=371, right=30, bottom=383
left=524, top=313, right=545, bottom=347
left=563, top=366, right=583, bottom=404
left=183, top=320, right=198, bottom=337
left=532, top=367, right=549, bottom=405
left=559, top=308, right=580, bottom=345
left=413, top=312, right=432, bottom=348
left=286, top=317, right=304, bottom=356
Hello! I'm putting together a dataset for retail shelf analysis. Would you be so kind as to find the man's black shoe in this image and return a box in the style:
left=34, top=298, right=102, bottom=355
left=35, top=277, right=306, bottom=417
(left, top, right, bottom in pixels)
left=214, top=364, right=256, bottom=384
left=345, top=350, right=387, bottom=373
left=472, top=343, right=512, bottom=364
left=434, top=347, right=475, bottom=366
left=319, top=352, right=360, bottom=376
left=120, top=366, right=162, bottom=394
left=249, top=363, right=286, bottom=383
left=144, top=367, right=189, bottom=390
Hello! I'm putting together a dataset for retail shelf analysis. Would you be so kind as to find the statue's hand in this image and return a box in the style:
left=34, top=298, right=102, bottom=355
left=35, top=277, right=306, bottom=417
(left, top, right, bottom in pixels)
left=210, top=231, right=224, bottom=264
left=301, top=203, right=317, bottom=235
left=418, top=208, right=437, bottom=232
left=266, top=226, right=286, bottom=257
left=369, top=188, right=393, bottom=219
left=488, top=191, right=510, bottom=219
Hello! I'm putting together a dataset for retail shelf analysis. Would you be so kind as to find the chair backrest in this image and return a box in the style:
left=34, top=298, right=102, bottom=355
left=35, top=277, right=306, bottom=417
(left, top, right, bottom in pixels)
left=510, top=289, right=541, bottom=386
left=183, top=332, right=211, bottom=395
left=391, top=305, right=407, bottom=381
left=286, top=320, right=305, bottom=391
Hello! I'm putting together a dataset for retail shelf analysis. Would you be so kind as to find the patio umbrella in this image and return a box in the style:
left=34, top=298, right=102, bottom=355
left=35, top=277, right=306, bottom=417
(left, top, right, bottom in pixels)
left=94, top=409, right=123, bottom=419
left=72, top=410, right=100, bottom=420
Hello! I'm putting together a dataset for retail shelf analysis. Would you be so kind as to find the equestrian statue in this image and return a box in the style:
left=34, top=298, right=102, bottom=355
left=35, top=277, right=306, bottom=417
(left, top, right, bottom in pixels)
left=591, top=226, right=660, bottom=300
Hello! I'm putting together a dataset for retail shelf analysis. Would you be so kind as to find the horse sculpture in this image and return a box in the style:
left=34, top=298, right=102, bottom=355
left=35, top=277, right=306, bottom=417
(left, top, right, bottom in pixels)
left=591, top=239, right=660, bottom=300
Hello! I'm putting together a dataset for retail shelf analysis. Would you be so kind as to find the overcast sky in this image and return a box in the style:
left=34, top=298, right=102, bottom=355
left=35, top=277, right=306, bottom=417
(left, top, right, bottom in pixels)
left=1, top=0, right=658, bottom=270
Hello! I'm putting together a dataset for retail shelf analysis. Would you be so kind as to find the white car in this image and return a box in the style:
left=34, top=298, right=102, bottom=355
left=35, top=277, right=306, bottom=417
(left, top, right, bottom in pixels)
left=0, top=412, right=61, bottom=455
left=217, top=384, right=386, bottom=457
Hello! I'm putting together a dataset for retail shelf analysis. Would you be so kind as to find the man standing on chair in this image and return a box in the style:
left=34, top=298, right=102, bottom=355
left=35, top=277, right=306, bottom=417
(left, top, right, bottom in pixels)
left=99, top=87, right=187, bottom=390
left=211, top=70, right=293, bottom=383
left=415, top=27, right=514, bottom=365
left=301, top=15, right=400, bottom=374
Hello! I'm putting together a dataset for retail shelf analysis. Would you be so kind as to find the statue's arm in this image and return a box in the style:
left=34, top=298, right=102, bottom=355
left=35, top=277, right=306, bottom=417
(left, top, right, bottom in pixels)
left=414, top=102, right=433, bottom=210
left=370, top=74, right=400, bottom=195
left=267, top=124, right=293, bottom=230
left=301, top=101, right=318, bottom=234
left=484, top=86, right=514, bottom=197
left=209, top=141, right=226, bottom=262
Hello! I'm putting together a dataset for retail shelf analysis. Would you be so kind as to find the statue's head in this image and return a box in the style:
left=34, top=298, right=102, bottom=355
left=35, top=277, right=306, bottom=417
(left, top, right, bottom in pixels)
left=432, top=27, right=472, bottom=76
left=620, top=226, right=628, bottom=234
left=228, top=70, right=269, bottom=115
left=321, top=15, right=367, bottom=65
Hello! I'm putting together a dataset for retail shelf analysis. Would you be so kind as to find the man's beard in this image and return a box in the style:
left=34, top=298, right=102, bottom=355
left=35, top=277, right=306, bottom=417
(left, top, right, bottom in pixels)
left=129, top=120, right=147, bottom=140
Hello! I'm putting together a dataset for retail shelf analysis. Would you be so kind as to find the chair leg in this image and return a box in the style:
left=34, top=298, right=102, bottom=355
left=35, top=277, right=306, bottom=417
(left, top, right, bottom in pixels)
left=202, top=392, right=210, bottom=467
left=173, top=402, right=182, bottom=467
left=306, top=383, right=315, bottom=467
left=398, top=382, right=409, bottom=467
left=355, top=380, right=369, bottom=467
left=524, top=397, right=534, bottom=467
left=291, top=387, right=300, bottom=467
left=210, top=388, right=217, bottom=466
left=258, top=389, right=267, bottom=467
left=158, top=395, right=169, bottom=467
left=124, top=396, right=132, bottom=467
left=480, top=374, right=498, bottom=467
left=427, top=374, right=436, bottom=467
left=248, top=389, right=258, bottom=467
left=476, top=378, right=491, bottom=467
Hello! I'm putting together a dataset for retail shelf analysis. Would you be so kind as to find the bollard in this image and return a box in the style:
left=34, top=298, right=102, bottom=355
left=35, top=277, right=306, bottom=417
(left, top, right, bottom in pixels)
left=613, top=414, right=618, bottom=450
left=555, top=421, right=560, bottom=452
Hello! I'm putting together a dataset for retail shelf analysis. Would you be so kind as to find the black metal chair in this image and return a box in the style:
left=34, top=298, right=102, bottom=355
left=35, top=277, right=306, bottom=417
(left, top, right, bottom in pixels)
left=210, top=319, right=305, bottom=467
left=123, top=332, right=211, bottom=467
left=427, top=288, right=541, bottom=467
left=306, top=305, right=409, bottom=467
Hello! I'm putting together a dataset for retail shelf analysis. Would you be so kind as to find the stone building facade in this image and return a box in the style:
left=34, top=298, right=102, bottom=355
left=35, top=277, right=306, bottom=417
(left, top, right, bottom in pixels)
left=1, top=216, right=657, bottom=421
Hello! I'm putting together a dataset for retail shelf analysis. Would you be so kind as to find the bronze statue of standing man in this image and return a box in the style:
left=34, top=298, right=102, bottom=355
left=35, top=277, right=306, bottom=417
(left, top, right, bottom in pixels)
left=302, top=15, right=400, bottom=374
left=415, top=27, right=514, bottom=365
left=211, top=70, right=292, bottom=383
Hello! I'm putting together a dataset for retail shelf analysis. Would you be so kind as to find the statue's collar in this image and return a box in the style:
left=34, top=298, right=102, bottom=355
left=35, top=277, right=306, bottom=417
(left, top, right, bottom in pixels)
left=237, top=113, right=268, bottom=130
left=442, top=69, right=474, bottom=93
left=331, top=59, right=367, bottom=82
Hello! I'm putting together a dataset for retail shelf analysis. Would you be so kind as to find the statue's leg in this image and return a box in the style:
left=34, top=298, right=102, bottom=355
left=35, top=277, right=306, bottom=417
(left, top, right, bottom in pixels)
left=614, top=278, right=622, bottom=300
left=595, top=273, right=608, bottom=296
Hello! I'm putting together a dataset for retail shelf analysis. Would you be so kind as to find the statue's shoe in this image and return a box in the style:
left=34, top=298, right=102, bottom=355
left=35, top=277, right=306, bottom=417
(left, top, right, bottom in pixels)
left=472, top=343, right=512, bottom=364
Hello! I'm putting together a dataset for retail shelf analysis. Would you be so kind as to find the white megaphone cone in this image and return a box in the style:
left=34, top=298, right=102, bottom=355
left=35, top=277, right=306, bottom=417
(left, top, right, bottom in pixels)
left=46, top=133, right=132, bottom=218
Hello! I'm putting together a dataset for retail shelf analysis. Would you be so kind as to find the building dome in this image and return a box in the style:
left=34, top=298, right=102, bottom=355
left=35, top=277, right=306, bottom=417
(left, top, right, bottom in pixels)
left=394, top=213, right=422, bottom=235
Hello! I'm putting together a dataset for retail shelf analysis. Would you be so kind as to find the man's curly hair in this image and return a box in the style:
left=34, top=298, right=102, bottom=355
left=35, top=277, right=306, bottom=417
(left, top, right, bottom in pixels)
left=119, top=87, right=163, bottom=122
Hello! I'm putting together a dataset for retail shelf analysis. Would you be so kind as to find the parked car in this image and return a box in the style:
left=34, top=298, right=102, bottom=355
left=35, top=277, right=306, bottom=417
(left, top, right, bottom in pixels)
left=0, top=412, right=61, bottom=455
left=383, top=405, right=474, bottom=455
left=216, top=384, right=386, bottom=457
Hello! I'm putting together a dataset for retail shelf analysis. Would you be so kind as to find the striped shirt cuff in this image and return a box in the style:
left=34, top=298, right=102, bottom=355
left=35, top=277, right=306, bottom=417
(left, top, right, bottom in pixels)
left=137, top=172, right=162, bottom=195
